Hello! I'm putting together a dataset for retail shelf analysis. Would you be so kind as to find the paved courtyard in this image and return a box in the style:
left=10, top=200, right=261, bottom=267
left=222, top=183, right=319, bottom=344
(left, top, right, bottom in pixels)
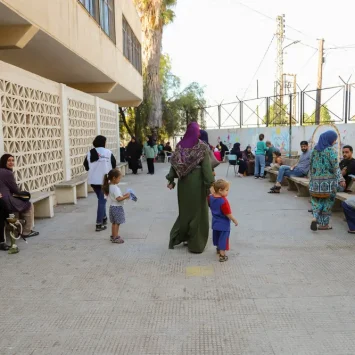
left=1, top=163, right=355, bottom=354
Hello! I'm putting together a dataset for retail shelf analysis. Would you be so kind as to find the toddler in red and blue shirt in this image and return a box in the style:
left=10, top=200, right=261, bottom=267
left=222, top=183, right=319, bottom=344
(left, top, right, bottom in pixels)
left=208, top=179, right=238, bottom=262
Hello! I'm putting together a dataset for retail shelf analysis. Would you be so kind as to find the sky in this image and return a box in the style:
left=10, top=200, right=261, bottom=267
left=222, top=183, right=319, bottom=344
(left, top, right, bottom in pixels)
left=162, top=0, right=355, bottom=127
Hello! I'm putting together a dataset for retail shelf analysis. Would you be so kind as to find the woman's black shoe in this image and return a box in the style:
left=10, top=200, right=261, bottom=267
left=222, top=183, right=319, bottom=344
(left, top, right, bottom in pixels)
left=0, top=243, right=10, bottom=251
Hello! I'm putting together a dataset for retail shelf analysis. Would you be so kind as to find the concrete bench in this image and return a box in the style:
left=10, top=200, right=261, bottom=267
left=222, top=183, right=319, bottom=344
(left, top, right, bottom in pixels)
left=264, top=168, right=289, bottom=186
left=55, top=175, right=88, bottom=205
left=287, top=177, right=310, bottom=197
left=32, top=191, right=55, bottom=218
left=117, top=162, right=129, bottom=176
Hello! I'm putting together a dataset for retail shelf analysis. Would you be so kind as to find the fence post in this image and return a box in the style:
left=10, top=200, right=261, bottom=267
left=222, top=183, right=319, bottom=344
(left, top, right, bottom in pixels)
left=239, top=101, right=243, bottom=128
left=299, top=91, right=303, bottom=126
left=59, top=84, right=71, bottom=181
left=218, top=104, right=221, bottom=129
left=266, top=97, right=269, bottom=127
left=345, top=84, right=349, bottom=124
left=349, top=85, right=352, bottom=122
left=289, top=94, right=292, bottom=157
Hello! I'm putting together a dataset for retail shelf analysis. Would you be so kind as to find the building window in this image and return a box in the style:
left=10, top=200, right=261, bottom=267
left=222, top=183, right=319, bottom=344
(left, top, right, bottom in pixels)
left=123, top=16, right=142, bottom=75
left=78, top=0, right=115, bottom=43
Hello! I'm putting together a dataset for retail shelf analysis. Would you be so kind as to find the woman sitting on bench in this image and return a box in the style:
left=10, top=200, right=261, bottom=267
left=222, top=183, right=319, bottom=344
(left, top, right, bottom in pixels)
left=0, top=154, right=39, bottom=239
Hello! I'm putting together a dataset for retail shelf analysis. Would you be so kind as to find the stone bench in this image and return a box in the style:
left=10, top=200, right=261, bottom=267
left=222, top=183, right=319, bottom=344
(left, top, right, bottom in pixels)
left=287, top=177, right=310, bottom=197
left=32, top=191, right=55, bottom=218
left=55, top=175, right=88, bottom=205
left=264, top=168, right=289, bottom=186
left=117, top=162, right=129, bottom=176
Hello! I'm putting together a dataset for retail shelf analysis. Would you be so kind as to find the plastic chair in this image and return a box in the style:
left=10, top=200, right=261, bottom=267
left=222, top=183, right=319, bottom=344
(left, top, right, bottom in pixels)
left=164, top=151, right=172, bottom=163
left=226, top=154, right=238, bottom=177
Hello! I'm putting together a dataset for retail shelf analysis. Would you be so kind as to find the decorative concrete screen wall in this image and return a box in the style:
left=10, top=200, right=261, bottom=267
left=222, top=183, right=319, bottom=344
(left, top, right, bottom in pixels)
left=0, top=61, right=120, bottom=192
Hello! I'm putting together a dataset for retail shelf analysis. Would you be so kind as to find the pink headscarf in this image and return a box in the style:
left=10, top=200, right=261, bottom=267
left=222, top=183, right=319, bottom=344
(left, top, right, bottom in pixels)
left=178, top=122, right=200, bottom=148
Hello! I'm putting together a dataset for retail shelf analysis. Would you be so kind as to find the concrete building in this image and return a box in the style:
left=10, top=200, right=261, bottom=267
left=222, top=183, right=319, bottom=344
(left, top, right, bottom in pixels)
left=0, top=0, right=143, bottom=192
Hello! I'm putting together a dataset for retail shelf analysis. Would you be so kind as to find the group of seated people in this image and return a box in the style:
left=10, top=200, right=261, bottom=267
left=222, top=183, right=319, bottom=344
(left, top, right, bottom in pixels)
left=226, top=140, right=284, bottom=178
left=158, top=142, right=172, bottom=160
left=0, top=154, right=39, bottom=251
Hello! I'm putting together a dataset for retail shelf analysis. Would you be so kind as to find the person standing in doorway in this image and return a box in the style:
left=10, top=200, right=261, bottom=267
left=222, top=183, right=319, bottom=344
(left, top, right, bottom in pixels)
left=143, top=136, right=158, bottom=175
left=84, top=135, right=117, bottom=232
left=254, top=134, right=267, bottom=179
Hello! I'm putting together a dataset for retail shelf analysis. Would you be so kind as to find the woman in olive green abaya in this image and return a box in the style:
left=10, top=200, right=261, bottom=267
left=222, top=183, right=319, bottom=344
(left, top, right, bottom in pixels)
left=166, top=122, right=214, bottom=253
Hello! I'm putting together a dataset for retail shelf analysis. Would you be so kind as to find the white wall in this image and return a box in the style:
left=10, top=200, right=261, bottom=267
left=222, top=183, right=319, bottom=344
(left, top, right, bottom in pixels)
left=207, top=124, right=355, bottom=157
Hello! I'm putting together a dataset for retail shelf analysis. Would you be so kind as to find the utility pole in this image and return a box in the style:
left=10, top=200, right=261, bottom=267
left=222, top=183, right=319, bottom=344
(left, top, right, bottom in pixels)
left=315, top=38, right=325, bottom=125
left=257, top=80, right=259, bottom=127
left=283, top=73, right=297, bottom=123
left=275, top=15, right=285, bottom=125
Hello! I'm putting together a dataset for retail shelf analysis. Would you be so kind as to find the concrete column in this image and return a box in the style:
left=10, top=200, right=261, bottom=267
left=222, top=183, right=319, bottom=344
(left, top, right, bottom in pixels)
left=95, top=97, right=101, bottom=135
left=59, top=84, right=71, bottom=181
left=116, top=104, right=120, bottom=163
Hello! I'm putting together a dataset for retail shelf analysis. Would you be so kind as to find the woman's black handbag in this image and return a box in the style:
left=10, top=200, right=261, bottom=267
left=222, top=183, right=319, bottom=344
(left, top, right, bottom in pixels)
left=137, top=159, right=143, bottom=170
left=13, top=191, right=31, bottom=202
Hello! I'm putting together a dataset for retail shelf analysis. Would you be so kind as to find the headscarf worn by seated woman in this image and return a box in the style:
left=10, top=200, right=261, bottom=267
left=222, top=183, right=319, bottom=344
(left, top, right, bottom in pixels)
left=171, top=122, right=209, bottom=179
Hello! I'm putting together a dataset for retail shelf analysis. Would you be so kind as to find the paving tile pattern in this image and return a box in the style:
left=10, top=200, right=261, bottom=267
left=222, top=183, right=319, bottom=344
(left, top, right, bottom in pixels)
left=1, top=164, right=355, bottom=354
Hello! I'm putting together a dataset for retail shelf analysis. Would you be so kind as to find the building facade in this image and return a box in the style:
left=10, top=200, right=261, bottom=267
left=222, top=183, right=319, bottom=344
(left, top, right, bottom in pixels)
left=0, top=0, right=143, bottom=192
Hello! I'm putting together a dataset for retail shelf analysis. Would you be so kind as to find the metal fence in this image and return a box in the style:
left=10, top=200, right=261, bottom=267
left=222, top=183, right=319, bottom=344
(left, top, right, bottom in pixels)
left=202, top=84, right=355, bottom=129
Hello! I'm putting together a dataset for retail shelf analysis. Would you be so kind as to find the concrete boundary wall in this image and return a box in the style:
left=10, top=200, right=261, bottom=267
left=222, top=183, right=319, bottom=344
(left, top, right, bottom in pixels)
left=0, top=60, right=120, bottom=192
left=207, top=124, right=355, bottom=156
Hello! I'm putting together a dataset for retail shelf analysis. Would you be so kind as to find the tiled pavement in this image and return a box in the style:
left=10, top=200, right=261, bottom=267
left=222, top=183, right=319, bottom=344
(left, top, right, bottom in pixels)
left=1, top=163, right=355, bottom=354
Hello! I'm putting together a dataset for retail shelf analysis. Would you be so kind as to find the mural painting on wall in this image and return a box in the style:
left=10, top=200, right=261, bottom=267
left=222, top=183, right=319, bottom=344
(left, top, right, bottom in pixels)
left=270, top=127, right=290, bottom=154
left=216, top=131, right=238, bottom=150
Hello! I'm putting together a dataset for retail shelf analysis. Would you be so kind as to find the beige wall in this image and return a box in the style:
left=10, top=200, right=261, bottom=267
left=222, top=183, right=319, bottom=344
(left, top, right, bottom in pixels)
left=0, top=0, right=143, bottom=104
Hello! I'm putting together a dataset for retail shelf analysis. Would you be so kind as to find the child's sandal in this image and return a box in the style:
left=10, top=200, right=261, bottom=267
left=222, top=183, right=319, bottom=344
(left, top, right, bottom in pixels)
left=219, top=255, right=228, bottom=262
left=112, top=237, right=124, bottom=244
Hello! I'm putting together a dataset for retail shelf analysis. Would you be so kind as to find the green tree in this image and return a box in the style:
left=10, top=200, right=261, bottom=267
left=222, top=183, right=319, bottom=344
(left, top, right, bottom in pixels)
left=264, top=104, right=289, bottom=126
left=133, top=0, right=177, bottom=133
left=303, top=105, right=332, bottom=126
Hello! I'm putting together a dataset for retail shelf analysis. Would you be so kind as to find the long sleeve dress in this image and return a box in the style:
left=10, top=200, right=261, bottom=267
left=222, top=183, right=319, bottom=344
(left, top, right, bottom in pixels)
left=166, top=152, right=214, bottom=253
left=309, top=147, right=341, bottom=226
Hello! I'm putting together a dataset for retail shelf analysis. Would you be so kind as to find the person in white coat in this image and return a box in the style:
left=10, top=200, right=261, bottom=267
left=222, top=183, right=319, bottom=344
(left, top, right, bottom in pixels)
left=84, top=135, right=117, bottom=232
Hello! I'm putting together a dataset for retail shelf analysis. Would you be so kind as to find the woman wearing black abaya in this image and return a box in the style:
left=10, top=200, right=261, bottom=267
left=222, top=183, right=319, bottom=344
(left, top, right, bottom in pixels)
left=231, top=143, right=247, bottom=177
left=126, top=137, right=142, bottom=174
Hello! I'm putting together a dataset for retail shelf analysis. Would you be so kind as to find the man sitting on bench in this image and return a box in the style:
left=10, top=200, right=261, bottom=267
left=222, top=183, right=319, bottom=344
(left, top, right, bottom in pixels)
left=269, top=141, right=311, bottom=194
left=339, top=145, right=355, bottom=193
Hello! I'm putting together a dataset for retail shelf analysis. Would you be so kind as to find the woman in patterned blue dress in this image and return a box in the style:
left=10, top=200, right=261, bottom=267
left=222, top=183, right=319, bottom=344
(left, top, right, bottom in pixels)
left=309, top=130, right=345, bottom=231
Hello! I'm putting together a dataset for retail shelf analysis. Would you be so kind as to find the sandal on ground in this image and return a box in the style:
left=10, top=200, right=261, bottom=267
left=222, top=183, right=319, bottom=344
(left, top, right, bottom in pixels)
left=219, top=255, right=228, bottom=262
left=318, top=225, right=333, bottom=230
left=310, top=220, right=318, bottom=231
left=96, top=224, right=107, bottom=232
left=23, top=230, right=39, bottom=238
left=348, top=231, right=355, bottom=234
left=268, top=186, right=281, bottom=194
left=112, top=236, right=124, bottom=244
left=0, top=243, right=10, bottom=251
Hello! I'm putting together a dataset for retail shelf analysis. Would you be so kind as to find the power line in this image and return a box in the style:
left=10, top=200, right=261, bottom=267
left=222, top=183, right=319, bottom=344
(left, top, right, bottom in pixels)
left=236, top=1, right=340, bottom=48
left=242, top=34, right=275, bottom=100
left=236, top=1, right=316, bottom=40
left=285, top=36, right=318, bottom=51
left=299, top=49, right=318, bottom=73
